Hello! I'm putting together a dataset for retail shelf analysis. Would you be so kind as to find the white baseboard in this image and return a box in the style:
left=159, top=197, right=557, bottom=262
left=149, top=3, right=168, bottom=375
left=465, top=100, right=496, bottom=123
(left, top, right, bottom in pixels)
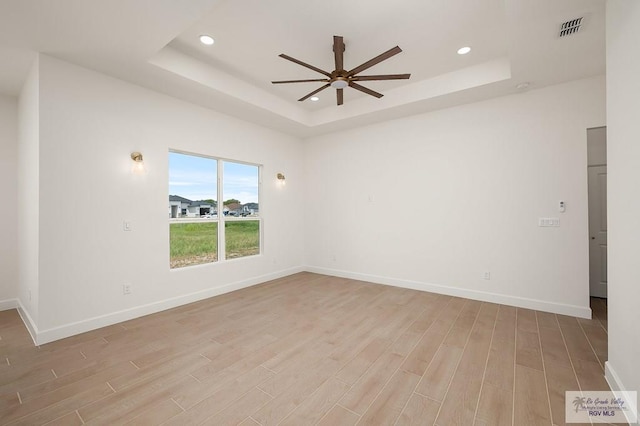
left=605, top=361, right=638, bottom=425
left=17, top=303, right=39, bottom=346
left=31, top=266, right=304, bottom=345
left=305, top=266, right=592, bottom=318
left=0, top=298, right=19, bottom=311
left=605, top=361, right=624, bottom=392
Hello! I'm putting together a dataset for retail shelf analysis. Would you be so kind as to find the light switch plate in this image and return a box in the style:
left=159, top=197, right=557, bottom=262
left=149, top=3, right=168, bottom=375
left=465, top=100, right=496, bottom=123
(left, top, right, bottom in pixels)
left=538, top=217, right=560, bottom=227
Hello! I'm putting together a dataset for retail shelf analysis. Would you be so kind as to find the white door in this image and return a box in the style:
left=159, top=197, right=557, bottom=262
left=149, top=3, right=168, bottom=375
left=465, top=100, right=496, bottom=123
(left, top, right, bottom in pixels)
left=588, top=165, right=607, bottom=298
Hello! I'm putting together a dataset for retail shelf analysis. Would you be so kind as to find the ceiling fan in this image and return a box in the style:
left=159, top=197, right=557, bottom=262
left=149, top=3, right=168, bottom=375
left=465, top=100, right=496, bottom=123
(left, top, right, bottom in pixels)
left=272, top=35, right=410, bottom=106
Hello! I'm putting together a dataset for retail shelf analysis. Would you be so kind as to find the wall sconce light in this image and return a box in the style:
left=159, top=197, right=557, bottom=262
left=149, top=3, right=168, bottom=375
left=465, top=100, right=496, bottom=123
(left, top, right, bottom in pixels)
left=131, top=151, right=146, bottom=175
left=276, top=173, right=286, bottom=185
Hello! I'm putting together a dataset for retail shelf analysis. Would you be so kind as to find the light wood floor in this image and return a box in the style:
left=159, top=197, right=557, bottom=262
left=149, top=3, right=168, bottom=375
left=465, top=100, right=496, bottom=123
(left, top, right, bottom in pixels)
left=0, top=273, right=617, bottom=425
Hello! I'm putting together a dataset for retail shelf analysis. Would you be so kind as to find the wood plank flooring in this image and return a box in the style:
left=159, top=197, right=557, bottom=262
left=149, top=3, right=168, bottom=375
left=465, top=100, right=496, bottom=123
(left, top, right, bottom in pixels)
left=0, top=274, right=618, bottom=425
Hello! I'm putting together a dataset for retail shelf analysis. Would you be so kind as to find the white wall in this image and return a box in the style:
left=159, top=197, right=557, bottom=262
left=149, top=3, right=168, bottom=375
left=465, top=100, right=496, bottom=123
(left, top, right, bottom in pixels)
left=605, top=0, right=640, bottom=405
left=304, top=76, right=605, bottom=317
left=29, top=55, right=304, bottom=342
left=0, top=95, right=18, bottom=306
left=17, top=58, right=40, bottom=327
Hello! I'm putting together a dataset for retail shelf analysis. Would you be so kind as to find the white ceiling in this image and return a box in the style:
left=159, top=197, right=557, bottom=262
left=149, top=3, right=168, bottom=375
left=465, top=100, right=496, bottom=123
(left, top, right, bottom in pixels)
left=0, top=0, right=605, bottom=137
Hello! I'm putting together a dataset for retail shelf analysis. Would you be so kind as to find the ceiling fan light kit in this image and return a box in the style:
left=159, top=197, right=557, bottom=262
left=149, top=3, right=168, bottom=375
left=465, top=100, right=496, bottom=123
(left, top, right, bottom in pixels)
left=330, top=78, right=348, bottom=89
left=272, top=35, right=410, bottom=106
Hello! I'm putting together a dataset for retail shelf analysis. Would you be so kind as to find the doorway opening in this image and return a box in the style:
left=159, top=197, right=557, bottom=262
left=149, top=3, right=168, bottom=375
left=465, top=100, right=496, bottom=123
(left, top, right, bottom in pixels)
left=587, top=126, right=607, bottom=300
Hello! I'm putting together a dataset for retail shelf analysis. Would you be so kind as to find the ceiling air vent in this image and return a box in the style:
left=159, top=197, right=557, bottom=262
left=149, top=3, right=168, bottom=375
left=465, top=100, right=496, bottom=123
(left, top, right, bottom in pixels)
left=559, top=17, right=583, bottom=37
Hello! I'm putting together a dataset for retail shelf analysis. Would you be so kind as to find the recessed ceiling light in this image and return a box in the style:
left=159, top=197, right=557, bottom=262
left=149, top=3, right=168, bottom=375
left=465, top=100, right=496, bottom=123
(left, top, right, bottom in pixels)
left=457, top=46, right=471, bottom=55
left=310, top=96, right=320, bottom=102
left=516, top=82, right=530, bottom=90
left=199, top=35, right=215, bottom=46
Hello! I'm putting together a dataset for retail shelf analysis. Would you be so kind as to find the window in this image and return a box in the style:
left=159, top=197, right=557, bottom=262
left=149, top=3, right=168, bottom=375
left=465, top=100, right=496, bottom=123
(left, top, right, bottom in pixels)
left=169, top=151, right=260, bottom=269
left=223, top=161, right=260, bottom=259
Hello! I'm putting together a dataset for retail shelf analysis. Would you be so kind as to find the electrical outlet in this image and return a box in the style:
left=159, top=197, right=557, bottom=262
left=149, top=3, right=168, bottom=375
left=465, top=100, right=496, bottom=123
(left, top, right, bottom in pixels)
left=483, top=271, right=491, bottom=280
left=123, top=284, right=132, bottom=295
left=123, top=221, right=132, bottom=231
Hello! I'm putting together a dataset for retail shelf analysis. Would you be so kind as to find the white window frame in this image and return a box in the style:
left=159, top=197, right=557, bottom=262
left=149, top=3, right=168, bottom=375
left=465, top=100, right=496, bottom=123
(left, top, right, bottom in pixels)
left=169, top=150, right=262, bottom=267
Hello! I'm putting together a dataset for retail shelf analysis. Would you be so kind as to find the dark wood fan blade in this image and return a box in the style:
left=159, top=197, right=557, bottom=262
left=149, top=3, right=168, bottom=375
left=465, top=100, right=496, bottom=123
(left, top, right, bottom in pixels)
left=349, top=81, right=384, bottom=98
left=298, top=84, right=331, bottom=102
left=347, top=46, right=402, bottom=77
left=351, top=73, right=411, bottom=81
left=279, top=54, right=332, bottom=77
left=337, top=88, right=344, bottom=106
left=272, top=78, right=329, bottom=84
left=333, top=36, right=345, bottom=71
